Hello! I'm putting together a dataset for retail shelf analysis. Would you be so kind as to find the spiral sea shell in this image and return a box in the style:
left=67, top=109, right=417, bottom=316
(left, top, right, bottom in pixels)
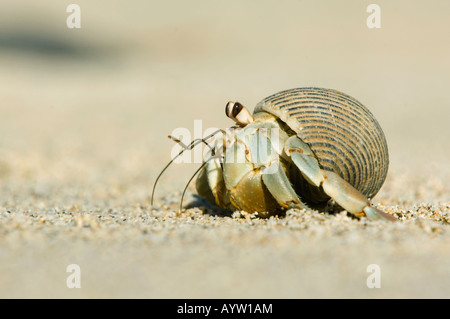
left=254, top=87, right=389, bottom=199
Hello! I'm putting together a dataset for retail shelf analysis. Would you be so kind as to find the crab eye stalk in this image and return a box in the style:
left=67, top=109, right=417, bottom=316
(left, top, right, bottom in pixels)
left=225, top=101, right=254, bottom=126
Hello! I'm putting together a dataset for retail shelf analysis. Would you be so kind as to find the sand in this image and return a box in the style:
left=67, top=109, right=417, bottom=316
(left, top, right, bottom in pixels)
left=0, top=0, right=449, bottom=298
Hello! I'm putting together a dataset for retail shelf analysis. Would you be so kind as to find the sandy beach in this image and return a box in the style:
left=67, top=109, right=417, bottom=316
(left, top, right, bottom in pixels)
left=0, top=0, right=449, bottom=298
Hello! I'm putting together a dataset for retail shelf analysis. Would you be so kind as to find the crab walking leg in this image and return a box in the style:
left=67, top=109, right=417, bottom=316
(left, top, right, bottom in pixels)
left=222, top=141, right=280, bottom=213
left=196, top=157, right=233, bottom=210
left=221, top=130, right=310, bottom=213
left=285, top=135, right=396, bottom=221
left=261, top=160, right=311, bottom=211
left=196, top=159, right=219, bottom=206
left=320, top=171, right=397, bottom=221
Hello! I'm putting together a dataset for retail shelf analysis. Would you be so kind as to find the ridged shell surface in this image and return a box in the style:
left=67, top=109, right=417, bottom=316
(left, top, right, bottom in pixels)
left=254, top=87, right=388, bottom=199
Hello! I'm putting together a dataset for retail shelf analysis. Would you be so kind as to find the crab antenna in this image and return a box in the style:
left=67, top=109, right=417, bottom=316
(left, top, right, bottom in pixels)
left=178, top=154, right=224, bottom=214
left=151, top=129, right=224, bottom=206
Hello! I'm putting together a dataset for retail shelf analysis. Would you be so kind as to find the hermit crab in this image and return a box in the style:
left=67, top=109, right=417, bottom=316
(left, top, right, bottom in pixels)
left=152, top=87, right=396, bottom=221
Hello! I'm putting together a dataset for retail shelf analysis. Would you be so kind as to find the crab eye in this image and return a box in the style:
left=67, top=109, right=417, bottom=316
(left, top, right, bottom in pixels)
left=232, top=102, right=243, bottom=118
left=225, top=101, right=234, bottom=118
left=225, top=101, right=254, bottom=126
left=226, top=101, right=243, bottom=119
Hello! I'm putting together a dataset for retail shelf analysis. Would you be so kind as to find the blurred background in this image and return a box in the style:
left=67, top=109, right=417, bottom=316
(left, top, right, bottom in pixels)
left=0, top=0, right=448, bottom=298
left=0, top=0, right=448, bottom=195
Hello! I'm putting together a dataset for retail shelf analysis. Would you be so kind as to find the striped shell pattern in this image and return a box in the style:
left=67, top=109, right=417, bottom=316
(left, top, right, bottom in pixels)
left=254, top=87, right=389, bottom=200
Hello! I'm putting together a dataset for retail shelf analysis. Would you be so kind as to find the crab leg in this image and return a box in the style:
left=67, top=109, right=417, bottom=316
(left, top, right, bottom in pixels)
left=196, top=157, right=233, bottom=210
left=221, top=130, right=310, bottom=214
left=221, top=140, right=280, bottom=214
left=261, top=160, right=311, bottom=211
left=285, top=135, right=396, bottom=221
